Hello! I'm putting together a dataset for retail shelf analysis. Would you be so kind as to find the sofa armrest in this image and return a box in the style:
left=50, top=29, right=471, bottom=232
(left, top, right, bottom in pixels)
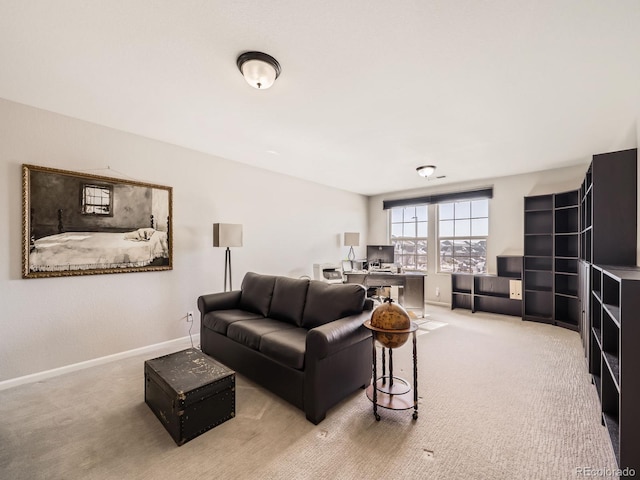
left=306, top=311, right=372, bottom=360
left=197, top=291, right=242, bottom=314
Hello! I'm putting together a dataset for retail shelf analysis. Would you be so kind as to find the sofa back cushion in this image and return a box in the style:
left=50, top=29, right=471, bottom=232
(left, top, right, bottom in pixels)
left=269, top=277, right=310, bottom=326
left=301, top=281, right=366, bottom=329
left=239, top=272, right=277, bottom=316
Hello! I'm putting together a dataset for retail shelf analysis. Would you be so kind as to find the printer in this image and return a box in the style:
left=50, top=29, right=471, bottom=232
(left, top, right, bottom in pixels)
left=313, top=263, right=343, bottom=284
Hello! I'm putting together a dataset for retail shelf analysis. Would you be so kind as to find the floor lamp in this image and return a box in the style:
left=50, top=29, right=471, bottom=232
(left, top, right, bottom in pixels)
left=213, top=223, right=243, bottom=292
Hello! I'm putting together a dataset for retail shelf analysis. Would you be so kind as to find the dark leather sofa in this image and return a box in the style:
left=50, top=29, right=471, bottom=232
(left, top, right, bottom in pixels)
left=197, top=272, right=373, bottom=424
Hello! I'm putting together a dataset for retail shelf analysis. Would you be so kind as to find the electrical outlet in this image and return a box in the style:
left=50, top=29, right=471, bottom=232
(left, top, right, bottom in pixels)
left=187, top=311, right=194, bottom=323
left=435, top=287, right=440, bottom=297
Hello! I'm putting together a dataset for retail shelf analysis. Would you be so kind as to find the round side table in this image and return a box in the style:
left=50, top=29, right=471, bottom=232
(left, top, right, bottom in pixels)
left=364, top=320, right=419, bottom=421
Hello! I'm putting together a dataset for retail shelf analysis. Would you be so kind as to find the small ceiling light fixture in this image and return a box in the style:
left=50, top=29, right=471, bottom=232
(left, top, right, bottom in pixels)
left=237, top=51, right=281, bottom=89
left=416, top=165, right=437, bottom=177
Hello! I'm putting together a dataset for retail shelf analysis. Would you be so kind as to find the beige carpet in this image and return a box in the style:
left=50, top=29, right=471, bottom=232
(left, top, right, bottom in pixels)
left=0, top=306, right=619, bottom=480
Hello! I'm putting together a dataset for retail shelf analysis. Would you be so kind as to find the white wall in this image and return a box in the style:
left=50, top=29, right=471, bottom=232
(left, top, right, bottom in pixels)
left=0, top=99, right=368, bottom=382
left=368, top=166, right=586, bottom=305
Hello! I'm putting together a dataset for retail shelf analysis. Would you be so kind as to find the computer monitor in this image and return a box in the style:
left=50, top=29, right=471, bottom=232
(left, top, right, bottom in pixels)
left=366, top=245, right=395, bottom=268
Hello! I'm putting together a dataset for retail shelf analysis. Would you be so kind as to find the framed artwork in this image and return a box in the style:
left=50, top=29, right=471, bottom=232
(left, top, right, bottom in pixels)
left=22, top=164, right=173, bottom=278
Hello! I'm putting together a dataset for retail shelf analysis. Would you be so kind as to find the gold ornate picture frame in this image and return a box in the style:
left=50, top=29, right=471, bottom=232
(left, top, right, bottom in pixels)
left=22, top=164, right=173, bottom=278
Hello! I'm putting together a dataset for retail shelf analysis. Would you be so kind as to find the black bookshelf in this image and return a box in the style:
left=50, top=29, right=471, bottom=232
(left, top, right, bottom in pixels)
left=579, top=164, right=593, bottom=355
left=451, top=255, right=522, bottom=317
left=590, top=150, right=638, bottom=266
left=451, top=274, right=473, bottom=310
left=589, top=265, right=640, bottom=472
left=554, top=190, right=580, bottom=330
left=497, top=255, right=523, bottom=278
left=522, top=190, right=580, bottom=330
left=581, top=149, right=637, bottom=356
left=523, top=194, right=554, bottom=323
left=579, top=149, right=638, bottom=471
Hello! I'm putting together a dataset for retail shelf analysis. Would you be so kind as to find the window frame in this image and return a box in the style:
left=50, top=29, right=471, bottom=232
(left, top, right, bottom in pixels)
left=81, top=183, right=114, bottom=216
left=437, top=199, right=489, bottom=274
left=389, top=204, right=428, bottom=272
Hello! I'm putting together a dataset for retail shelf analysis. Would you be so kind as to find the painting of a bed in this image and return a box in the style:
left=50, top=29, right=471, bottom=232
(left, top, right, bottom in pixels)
left=23, top=165, right=172, bottom=278
left=30, top=226, right=169, bottom=272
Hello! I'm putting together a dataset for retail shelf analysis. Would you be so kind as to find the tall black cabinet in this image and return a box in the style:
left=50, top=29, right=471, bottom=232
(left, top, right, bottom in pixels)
left=523, top=195, right=553, bottom=322
left=523, top=191, right=580, bottom=329
left=578, top=148, right=638, bottom=471
left=554, top=190, right=580, bottom=329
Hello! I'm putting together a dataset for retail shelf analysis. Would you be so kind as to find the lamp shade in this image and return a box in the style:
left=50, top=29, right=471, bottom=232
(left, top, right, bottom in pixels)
left=344, top=232, right=360, bottom=247
left=213, top=223, right=243, bottom=247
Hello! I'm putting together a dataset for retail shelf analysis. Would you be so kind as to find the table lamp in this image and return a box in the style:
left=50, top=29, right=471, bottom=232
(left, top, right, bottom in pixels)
left=344, top=232, right=360, bottom=261
left=213, top=223, right=243, bottom=291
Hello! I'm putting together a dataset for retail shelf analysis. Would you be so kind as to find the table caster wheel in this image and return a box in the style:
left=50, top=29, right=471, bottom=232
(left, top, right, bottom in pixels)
left=375, top=413, right=381, bottom=421
left=412, top=412, right=418, bottom=420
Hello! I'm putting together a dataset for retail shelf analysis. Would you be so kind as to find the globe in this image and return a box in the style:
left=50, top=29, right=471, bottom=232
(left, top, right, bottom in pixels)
left=370, top=298, right=411, bottom=348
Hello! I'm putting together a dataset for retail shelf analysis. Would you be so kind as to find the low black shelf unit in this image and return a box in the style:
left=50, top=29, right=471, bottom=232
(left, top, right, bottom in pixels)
left=451, top=255, right=523, bottom=317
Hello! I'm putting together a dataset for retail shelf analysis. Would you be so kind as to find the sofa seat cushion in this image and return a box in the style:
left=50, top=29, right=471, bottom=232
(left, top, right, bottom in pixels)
left=301, top=282, right=366, bottom=329
left=202, top=309, right=265, bottom=335
left=239, top=272, right=277, bottom=316
left=227, top=318, right=297, bottom=351
left=269, top=277, right=310, bottom=326
left=259, top=328, right=308, bottom=370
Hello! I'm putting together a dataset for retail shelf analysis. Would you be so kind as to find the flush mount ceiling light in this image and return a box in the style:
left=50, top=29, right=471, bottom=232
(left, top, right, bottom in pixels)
left=416, top=165, right=437, bottom=177
left=236, top=51, right=281, bottom=89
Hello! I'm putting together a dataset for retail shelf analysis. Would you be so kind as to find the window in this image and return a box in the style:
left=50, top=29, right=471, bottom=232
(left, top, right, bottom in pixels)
left=82, top=184, right=112, bottom=215
left=390, top=205, right=427, bottom=271
left=439, top=199, right=488, bottom=273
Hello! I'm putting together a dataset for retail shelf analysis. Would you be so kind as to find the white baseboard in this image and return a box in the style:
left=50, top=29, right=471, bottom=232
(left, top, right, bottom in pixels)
left=0, top=334, right=200, bottom=392
left=427, top=300, right=451, bottom=308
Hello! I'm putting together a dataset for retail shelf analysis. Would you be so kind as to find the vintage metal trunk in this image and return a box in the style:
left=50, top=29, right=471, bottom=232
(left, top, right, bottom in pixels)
left=144, top=348, right=235, bottom=446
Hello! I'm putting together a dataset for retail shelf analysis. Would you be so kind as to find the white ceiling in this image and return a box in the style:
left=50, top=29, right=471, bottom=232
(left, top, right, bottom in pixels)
left=1, top=1, right=639, bottom=196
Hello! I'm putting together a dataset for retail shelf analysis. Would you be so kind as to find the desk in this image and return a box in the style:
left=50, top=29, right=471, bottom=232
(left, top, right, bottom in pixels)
left=344, top=272, right=426, bottom=317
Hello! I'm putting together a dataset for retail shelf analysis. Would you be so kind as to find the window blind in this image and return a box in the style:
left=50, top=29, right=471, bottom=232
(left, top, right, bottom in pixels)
left=382, top=187, right=493, bottom=210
